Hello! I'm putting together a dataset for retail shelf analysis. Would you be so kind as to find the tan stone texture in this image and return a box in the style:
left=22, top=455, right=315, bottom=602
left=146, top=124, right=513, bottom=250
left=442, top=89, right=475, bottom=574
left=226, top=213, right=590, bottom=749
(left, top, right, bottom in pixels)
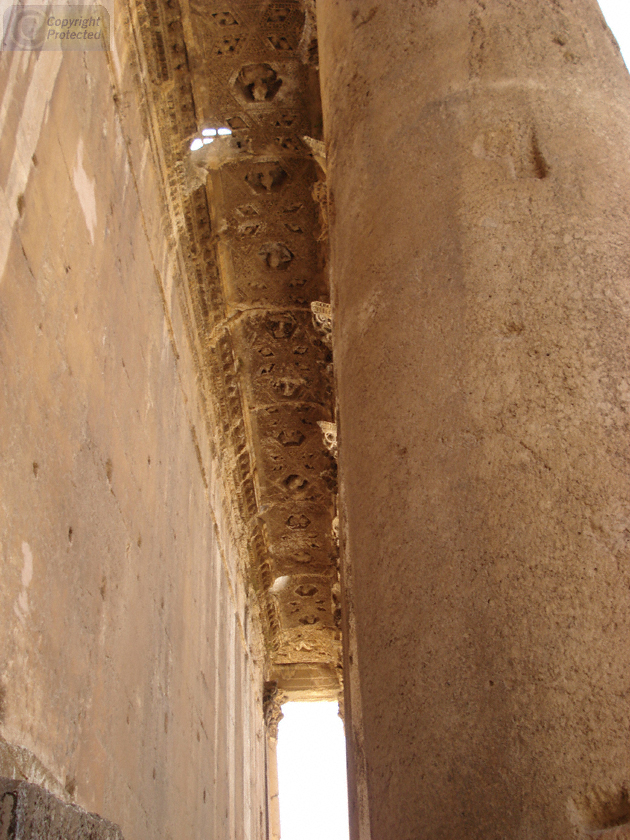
left=0, top=13, right=267, bottom=840
left=318, top=1, right=630, bottom=838
left=4, top=0, right=630, bottom=838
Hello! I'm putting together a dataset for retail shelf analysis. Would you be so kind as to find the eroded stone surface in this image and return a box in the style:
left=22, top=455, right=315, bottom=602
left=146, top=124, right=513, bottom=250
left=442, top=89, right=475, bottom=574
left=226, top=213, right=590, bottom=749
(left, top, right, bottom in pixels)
left=318, top=1, right=630, bottom=838
left=0, top=779, right=123, bottom=840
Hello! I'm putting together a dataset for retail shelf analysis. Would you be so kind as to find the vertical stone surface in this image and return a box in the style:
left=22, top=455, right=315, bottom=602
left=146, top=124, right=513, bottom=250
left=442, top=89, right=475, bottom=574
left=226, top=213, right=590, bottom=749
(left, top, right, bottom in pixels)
left=265, top=734, right=281, bottom=840
left=317, top=1, right=630, bottom=838
left=0, top=7, right=267, bottom=840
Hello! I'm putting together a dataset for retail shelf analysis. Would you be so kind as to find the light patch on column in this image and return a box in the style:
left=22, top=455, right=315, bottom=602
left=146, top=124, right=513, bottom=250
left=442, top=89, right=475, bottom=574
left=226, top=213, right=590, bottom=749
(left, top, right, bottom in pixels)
left=73, top=138, right=97, bottom=244
left=14, top=541, right=34, bottom=623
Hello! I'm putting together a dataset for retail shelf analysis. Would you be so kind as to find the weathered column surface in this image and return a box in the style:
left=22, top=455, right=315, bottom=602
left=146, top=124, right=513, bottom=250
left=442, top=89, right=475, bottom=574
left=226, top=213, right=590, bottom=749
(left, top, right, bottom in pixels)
left=317, top=2, right=630, bottom=838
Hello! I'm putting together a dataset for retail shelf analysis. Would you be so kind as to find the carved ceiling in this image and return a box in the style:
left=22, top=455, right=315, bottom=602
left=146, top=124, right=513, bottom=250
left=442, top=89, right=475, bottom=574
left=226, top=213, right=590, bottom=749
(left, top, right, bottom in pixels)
left=129, top=0, right=340, bottom=697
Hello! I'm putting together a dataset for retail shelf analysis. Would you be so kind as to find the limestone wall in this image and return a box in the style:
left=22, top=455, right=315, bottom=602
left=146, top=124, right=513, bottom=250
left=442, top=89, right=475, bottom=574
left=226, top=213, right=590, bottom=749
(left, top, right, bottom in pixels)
left=0, top=8, right=267, bottom=840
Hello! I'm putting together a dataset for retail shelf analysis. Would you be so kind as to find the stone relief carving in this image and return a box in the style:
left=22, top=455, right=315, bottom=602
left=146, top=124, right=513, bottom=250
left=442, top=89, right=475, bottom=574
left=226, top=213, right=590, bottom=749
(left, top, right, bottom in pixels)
left=332, top=515, right=339, bottom=548
left=310, top=301, right=332, bottom=347
left=245, top=163, right=288, bottom=194
left=317, top=420, right=337, bottom=459
left=235, top=63, right=283, bottom=102
left=212, top=11, right=238, bottom=26
left=259, top=242, right=294, bottom=269
left=130, top=0, right=341, bottom=694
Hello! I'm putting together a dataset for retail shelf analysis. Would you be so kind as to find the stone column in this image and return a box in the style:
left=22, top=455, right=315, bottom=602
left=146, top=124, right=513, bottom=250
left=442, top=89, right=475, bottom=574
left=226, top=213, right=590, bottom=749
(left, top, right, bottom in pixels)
left=317, top=2, right=630, bottom=838
left=263, top=682, right=283, bottom=840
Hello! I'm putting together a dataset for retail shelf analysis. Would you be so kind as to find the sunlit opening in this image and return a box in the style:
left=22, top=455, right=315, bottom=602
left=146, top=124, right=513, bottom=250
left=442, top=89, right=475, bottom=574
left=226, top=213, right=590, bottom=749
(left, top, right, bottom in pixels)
left=277, top=702, right=350, bottom=840
left=189, top=126, right=232, bottom=151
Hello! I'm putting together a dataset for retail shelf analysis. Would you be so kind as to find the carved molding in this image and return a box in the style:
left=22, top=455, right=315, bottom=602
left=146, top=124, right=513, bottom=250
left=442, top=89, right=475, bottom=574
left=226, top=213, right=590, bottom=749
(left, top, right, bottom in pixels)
left=263, top=680, right=285, bottom=738
left=126, top=0, right=341, bottom=694
left=310, top=300, right=332, bottom=347
left=317, top=420, right=337, bottom=459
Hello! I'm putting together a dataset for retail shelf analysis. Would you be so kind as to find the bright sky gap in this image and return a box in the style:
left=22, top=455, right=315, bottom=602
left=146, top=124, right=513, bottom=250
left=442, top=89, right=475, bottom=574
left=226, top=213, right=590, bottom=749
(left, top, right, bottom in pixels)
left=277, top=702, right=349, bottom=840
left=598, top=0, right=630, bottom=69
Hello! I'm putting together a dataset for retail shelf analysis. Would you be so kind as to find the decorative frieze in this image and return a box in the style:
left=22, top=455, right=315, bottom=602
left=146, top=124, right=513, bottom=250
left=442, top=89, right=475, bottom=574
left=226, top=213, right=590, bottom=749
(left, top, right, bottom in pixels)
left=130, top=0, right=341, bottom=693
